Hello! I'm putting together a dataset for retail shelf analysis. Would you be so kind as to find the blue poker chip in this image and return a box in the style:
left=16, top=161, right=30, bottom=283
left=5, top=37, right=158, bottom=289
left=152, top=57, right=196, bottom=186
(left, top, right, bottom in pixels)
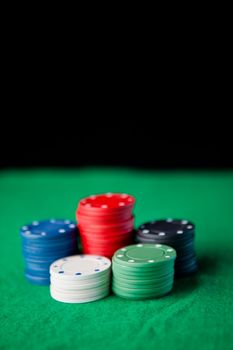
left=24, top=254, right=73, bottom=263
left=24, top=251, right=76, bottom=264
left=20, top=219, right=78, bottom=240
left=20, top=219, right=79, bottom=285
left=25, top=268, right=49, bottom=277
left=21, top=234, right=77, bottom=248
left=22, top=250, right=76, bottom=260
left=25, top=262, right=49, bottom=272
left=24, top=269, right=50, bottom=285
left=23, top=244, right=78, bottom=255
left=22, top=239, right=77, bottom=252
left=22, top=242, right=77, bottom=254
left=25, top=262, right=52, bottom=273
left=25, top=272, right=50, bottom=286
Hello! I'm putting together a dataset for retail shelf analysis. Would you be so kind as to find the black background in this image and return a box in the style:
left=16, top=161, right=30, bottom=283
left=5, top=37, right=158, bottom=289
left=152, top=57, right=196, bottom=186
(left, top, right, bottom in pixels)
left=1, top=21, right=232, bottom=170
left=1, top=123, right=232, bottom=169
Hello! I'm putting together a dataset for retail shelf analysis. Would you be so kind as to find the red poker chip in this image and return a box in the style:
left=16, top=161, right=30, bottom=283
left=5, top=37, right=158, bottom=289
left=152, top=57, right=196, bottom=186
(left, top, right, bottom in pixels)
left=77, top=216, right=134, bottom=229
left=81, top=244, right=121, bottom=258
left=80, top=236, right=132, bottom=247
left=80, top=236, right=133, bottom=248
left=82, top=251, right=113, bottom=259
left=81, top=235, right=133, bottom=246
left=80, top=233, right=134, bottom=242
left=77, top=205, right=133, bottom=216
left=78, top=227, right=134, bottom=236
left=81, top=243, right=110, bottom=252
left=77, top=211, right=133, bottom=225
left=78, top=193, right=135, bottom=211
left=78, top=222, right=134, bottom=235
left=79, top=236, right=134, bottom=247
left=82, top=246, right=133, bottom=256
left=80, top=231, right=133, bottom=239
left=81, top=244, right=131, bottom=254
left=80, top=241, right=133, bottom=252
left=76, top=209, right=133, bottom=221
left=79, top=229, right=134, bottom=240
left=76, top=192, right=135, bottom=257
left=78, top=225, right=135, bottom=235
left=80, top=216, right=134, bottom=226
left=80, top=229, right=134, bottom=240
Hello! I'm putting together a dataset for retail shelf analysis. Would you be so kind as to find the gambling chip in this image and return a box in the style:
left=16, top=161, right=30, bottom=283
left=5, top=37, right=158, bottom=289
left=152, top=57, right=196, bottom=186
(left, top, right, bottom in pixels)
left=19, top=219, right=79, bottom=285
left=49, top=255, right=111, bottom=303
left=136, top=219, right=198, bottom=277
left=76, top=193, right=135, bottom=258
left=112, top=244, right=176, bottom=300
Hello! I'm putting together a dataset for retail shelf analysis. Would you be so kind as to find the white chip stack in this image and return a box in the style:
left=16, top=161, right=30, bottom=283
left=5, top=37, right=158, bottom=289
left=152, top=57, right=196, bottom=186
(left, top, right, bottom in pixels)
left=50, top=255, right=111, bottom=303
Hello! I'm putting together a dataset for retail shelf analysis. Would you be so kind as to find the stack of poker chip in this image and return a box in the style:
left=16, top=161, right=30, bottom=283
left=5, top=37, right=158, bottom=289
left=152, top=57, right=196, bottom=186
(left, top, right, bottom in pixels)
left=112, top=244, right=176, bottom=300
left=76, top=193, right=135, bottom=258
left=50, top=255, right=111, bottom=303
left=20, top=219, right=78, bottom=285
left=136, top=219, right=198, bottom=277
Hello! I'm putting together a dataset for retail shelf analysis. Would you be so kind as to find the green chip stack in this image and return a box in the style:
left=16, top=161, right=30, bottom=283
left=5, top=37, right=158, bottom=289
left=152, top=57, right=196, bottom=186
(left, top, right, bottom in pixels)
left=112, top=243, right=176, bottom=300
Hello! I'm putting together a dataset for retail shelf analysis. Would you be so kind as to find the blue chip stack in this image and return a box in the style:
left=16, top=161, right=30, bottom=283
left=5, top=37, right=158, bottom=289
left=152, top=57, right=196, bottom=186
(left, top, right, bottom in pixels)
left=20, top=219, right=79, bottom=285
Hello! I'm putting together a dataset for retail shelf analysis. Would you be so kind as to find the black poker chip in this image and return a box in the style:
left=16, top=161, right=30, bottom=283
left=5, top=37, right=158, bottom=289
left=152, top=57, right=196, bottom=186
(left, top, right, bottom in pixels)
left=138, top=219, right=195, bottom=237
left=136, top=219, right=198, bottom=277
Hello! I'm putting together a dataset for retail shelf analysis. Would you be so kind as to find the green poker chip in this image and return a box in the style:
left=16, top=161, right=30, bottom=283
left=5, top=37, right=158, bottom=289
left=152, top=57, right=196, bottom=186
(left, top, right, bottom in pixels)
left=112, top=271, right=174, bottom=283
left=113, top=244, right=176, bottom=267
left=113, top=289, right=173, bottom=300
left=112, top=243, right=176, bottom=300
left=113, top=268, right=173, bottom=277
left=112, top=272, right=174, bottom=287
left=112, top=278, right=173, bottom=291
left=112, top=260, right=174, bottom=274
left=112, top=256, right=175, bottom=270
left=112, top=285, right=172, bottom=300
left=115, top=281, right=173, bottom=293
left=113, top=272, right=174, bottom=284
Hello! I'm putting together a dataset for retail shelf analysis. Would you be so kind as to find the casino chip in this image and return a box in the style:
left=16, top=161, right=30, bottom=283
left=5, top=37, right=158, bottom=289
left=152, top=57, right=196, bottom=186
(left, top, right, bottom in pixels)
left=136, top=219, right=198, bottom=277
left=20, top=219, right=79, bottom=285
left=49, top=255, right=111, bottom=303
left=112, top=244, right=176, bottom=300
left=76, top=193, right=135, bottom=258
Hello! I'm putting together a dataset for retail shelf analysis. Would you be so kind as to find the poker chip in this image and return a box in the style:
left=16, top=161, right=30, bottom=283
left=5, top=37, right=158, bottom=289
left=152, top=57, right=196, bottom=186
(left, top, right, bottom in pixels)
left=136, top=219, right=198, bottom=277
left=76, top=193, right=136, bottom=258
left=50, top=288, right=109, bottom=304
left=49, top=255, right=111, bottom=303
left=24, top=272, right=51, bottom=286
left=112, top=244, right=176, bottom=300
left=20, top=219, right=79, bottom=285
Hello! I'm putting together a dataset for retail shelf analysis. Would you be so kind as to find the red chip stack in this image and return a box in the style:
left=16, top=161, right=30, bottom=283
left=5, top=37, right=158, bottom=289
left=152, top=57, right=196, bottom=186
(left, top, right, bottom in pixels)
left=76, top=193, right=135, bottom=258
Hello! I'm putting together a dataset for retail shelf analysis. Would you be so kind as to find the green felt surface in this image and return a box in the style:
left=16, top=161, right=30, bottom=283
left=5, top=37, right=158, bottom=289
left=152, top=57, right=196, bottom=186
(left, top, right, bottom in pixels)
left=1, top=169, right=233, bottom=350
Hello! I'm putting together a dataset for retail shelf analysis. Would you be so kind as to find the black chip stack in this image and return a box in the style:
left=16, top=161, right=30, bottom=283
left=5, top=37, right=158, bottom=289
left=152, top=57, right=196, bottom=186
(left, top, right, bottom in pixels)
left=136, top=219, right=198, bottom=277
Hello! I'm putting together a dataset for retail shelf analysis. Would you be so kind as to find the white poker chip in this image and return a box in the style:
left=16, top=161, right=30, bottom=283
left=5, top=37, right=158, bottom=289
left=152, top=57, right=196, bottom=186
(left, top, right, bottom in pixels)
left=51, top=285, right=109, bottom=298
left=50, top=278, right=110, bottom=292
left=50, top=274, right=109, bottom=286
left=51, top=277, right=110, bottom=291
left=49, top=254, right=111, bottom=303
left=50, top=270, right=111, bottom=284
left=50, top=255, right=111, bottom=279
left=51, top=283, right=109, bottom=296
left=50, top=269, right=111, bottom=284
left=50, top=286, right=109, bottom=304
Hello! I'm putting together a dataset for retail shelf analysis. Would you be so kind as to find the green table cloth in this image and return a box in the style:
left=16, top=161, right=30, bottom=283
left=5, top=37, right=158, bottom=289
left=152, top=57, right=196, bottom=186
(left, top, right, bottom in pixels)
left=1, top=169, right=233, bottom=350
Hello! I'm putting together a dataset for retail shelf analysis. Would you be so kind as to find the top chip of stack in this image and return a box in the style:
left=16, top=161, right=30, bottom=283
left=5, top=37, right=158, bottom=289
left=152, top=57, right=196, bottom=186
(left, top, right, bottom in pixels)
left=20, top=219, right=79, bottom=285
left=136, top=219, right=198, bottom=277
left=76, top=193, right=135, bottom=258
